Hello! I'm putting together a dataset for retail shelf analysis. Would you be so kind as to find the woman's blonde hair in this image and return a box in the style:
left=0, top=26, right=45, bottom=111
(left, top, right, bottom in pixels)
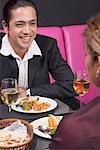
left=84, top=12, right=100, bottom=61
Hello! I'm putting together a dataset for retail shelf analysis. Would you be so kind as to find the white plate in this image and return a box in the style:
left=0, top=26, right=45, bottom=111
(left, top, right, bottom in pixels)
left=30, top=116, right=63, bottom=139
left=11, top=96, right=57, bottom=113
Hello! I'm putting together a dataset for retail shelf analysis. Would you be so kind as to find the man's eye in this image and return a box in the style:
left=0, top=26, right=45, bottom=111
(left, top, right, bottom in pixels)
left=15, top=24, right=23, bottom=27
left=30, top=22, right=37, bottom=26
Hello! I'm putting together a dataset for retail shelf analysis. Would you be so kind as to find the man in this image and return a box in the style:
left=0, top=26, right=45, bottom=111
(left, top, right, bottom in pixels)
left=0, top=0, right=77, bottom=103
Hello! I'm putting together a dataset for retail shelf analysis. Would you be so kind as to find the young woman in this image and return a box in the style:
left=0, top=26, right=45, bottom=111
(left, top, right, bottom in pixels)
left=49, top=12, right=100, bottom=150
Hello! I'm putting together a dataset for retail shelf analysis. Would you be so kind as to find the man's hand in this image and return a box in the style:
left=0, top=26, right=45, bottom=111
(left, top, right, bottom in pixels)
left=18, top=87, right=27, bottom=98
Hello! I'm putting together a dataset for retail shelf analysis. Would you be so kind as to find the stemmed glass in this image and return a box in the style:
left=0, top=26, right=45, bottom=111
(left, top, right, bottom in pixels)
left=0, top=78, right=19, bottom=112
left=73, top=70, right=90, bottom=108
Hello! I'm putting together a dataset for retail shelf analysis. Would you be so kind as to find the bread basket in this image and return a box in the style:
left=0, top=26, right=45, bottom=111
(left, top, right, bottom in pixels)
left=0, top=118, right=33, bottom=150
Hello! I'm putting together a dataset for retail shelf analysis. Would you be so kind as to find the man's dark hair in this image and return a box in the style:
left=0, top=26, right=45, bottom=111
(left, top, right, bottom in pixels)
left=3, top=0, right=38, bottom=24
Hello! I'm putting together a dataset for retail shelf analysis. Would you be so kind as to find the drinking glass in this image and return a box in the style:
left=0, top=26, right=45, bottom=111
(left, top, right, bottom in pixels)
left=1, top=78, right=19, bottom=112
left=73, top=71, right=90, bottom=108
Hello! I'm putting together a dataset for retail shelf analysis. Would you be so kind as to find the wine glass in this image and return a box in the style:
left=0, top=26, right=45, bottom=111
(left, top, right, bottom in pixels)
left=0, top=78, right=19, bottom=112
left=73, top=70, right=90, bottom=108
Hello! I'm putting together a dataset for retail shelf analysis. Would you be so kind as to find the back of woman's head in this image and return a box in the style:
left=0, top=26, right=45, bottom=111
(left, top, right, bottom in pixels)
left=84, top=12, right=100, bottom=61
left=84, top=12, right=100, bottom=87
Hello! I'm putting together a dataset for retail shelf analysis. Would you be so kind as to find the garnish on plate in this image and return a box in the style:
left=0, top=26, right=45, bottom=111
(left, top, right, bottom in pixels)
left=16, top=96, right=51, bottom=111
left=48, top=114, right=62, bottom=135
left=37, top=114, right=62, bottom=135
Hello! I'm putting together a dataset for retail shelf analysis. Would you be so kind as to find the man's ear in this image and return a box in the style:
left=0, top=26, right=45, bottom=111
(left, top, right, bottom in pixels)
left=2, top=20, right=8, bottom=33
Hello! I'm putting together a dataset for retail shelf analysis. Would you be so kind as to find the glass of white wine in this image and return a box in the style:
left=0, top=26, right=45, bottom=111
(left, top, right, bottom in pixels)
left=73, top=71, right=90, bottom=108
left=1, top=78, right=19, bottom=112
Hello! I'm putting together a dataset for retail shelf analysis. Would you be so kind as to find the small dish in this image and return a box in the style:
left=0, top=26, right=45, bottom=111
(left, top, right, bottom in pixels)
left=30, top=116, right=63, bottom=139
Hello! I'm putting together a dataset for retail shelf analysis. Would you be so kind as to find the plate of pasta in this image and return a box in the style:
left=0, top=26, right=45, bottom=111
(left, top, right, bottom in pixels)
left=11, top=96, right=57, bottom=113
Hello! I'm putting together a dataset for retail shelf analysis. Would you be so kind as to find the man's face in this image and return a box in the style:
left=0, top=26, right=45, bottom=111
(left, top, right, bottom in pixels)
left=3, top=6, right=37, bottom=53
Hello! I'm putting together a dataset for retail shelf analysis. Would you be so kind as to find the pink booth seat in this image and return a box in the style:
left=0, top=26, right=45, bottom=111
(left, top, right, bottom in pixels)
left=62, top=25, right=100, bottom=104
left=0, top=30, right=4, bottom=33
left=0, top=28, right=67, bottom=60
left=37, top=27, right=67, bottom=60
left=0, top=28, right=67, bottom=84
left=38, top=27, right=67, bottom=83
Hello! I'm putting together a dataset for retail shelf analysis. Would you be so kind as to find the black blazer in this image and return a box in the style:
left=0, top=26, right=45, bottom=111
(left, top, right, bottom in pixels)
left=0, top=34, right=76, bottom=99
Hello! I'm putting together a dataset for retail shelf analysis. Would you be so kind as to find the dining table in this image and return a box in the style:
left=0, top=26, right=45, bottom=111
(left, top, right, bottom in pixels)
left=0, top=97, right=80, bottom=150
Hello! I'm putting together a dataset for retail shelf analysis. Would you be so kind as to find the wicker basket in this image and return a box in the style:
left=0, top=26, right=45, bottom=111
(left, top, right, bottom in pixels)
left=0, top=118, right=34, bottom=150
